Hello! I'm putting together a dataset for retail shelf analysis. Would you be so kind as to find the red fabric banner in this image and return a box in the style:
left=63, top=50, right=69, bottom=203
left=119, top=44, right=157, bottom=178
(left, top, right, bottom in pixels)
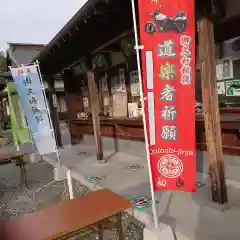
left=138, top=0, right=196, bottom=192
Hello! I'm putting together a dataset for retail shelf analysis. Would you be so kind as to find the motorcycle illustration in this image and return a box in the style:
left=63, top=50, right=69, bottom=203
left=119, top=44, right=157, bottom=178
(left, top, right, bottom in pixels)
left=145, top=8, right=187, bottom=34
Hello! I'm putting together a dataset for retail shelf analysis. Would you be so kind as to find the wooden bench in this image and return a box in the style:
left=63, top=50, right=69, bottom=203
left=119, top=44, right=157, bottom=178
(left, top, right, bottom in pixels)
left=1, top=188, right=132, bottom=240
left=0, top=152, right=27, bottom=188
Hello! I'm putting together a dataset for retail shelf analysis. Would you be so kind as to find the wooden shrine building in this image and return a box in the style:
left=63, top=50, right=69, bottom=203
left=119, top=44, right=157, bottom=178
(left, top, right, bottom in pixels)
left=34, top=0, right=240, bottom=204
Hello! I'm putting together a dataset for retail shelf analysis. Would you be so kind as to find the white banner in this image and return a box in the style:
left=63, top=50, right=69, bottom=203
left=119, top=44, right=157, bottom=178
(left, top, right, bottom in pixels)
left=9, top=64, right=57, bottom=156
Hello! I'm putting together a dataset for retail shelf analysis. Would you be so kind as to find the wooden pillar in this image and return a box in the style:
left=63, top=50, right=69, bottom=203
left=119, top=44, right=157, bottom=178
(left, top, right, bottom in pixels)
left=125, top=67, right=132, bottom=103
left=48, top=77, right=63, bottom=148
left=63, top=69, right=84, bottom=144
left=87, top=71, right=104, bottom=161
left=198, top=17, right=228, bottom=204
left=96, top=76, right=104, bottom=114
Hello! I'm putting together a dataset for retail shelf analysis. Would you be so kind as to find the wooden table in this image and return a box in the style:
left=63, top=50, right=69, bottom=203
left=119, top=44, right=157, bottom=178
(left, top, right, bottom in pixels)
left=0, top=152, right=27, bottom=188
left=1, top=188, right=132, bottom=240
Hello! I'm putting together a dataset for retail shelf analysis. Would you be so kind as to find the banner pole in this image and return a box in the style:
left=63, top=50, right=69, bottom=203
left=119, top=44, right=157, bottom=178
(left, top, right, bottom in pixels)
left=35, top=61, right=61, bottom=167
left=66, top=169, right=74, bottom=199
left=130, top=0, right=158, bottom=229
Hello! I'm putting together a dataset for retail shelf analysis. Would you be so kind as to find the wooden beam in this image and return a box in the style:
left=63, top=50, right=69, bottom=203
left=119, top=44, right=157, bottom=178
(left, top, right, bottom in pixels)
left=63, top=29, right=133, bottom=73
left=91, top=29, right=133, bottom=54
left=198, top=17, right=228, bottom=204
left=63, top=70, right=84, bottom=144
left=87, top=71, right=104, bottom=161
left=215, top=15, right=240, bottom=42
left=96, top=76, right=104, bottom=113
left=47, top=77, right=63, bottom=148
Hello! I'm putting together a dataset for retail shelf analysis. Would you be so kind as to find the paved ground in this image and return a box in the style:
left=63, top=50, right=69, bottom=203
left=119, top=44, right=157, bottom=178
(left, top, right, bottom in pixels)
left=0, top=159, right=54, bottom=207
left=0, top=127, right=144, bottom=240
left=0, top=159, right=144, bottom=240
left=3, top=124, right=240, bottom=239
left=40, top=123, right=240, bottom=240
left=0, top=130, right=55, bottom=207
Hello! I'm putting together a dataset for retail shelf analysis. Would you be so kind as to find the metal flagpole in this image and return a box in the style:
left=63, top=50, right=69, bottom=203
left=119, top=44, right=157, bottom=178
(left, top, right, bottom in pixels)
left=35, top=61, right=61, bottom=167
left=130, top=0, right=159, bottom=229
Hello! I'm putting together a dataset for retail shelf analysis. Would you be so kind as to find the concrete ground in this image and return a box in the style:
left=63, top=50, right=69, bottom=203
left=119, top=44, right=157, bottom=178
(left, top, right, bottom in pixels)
left=41, top=123, right=240, bottom=240
left=0, top=159, right=54, bottom=207
left=0, top=130, right=54, bottom=207
left=0, top=127, right=145, bottom=240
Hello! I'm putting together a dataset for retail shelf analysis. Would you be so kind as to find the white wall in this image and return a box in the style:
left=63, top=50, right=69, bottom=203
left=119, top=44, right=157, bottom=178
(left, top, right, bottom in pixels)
left=54, top=80, right=64, bottom=89
left=8, top=46, right=40, bottom=65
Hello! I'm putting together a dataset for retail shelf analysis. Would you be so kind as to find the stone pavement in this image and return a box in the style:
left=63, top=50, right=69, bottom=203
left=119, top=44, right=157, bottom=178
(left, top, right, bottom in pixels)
left=0, top=150, right=144, bottom=239
left=3, top=123, right=240, bottom=239
left=0, top=159, right=54, bottom=207
left=0, top=127, right=145, bottom=239
left=41, top=123, right=240, bottom=240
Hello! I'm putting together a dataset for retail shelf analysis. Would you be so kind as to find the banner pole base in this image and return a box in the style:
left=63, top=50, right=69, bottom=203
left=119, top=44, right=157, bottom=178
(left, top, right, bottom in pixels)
left=66, top=169, right=74, bottom=200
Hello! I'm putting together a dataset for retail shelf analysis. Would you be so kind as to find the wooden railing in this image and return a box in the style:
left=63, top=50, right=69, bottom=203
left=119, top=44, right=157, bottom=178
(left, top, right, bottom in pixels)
left=70, top=115, right=240, bottom=156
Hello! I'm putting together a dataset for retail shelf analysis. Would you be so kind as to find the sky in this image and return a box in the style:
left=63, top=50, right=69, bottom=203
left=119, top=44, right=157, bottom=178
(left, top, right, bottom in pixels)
left=0, top=0, right=88, bottom=51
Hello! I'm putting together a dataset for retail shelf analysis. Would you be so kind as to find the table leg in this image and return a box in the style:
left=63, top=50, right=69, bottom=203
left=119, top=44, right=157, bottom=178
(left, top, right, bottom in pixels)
left=117, top=213, right=124, bottom=240
left=98, top=223, right=103, bottom=240
left=20, top=158, right=28, bottom=188
left=19, top=164, right=23, bottom=183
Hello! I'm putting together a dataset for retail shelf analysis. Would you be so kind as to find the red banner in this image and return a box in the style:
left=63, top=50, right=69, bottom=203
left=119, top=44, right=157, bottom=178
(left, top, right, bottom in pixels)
left=138, top=0, right=196, bottom=192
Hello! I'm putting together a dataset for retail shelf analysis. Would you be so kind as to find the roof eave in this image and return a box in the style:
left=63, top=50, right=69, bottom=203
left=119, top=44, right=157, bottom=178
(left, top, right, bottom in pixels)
left=33, top=0, right=100, bottom=63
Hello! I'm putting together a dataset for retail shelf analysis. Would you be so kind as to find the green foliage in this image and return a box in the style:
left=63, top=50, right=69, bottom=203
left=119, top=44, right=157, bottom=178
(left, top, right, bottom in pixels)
left=0, top=52, right=7, bottom=73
